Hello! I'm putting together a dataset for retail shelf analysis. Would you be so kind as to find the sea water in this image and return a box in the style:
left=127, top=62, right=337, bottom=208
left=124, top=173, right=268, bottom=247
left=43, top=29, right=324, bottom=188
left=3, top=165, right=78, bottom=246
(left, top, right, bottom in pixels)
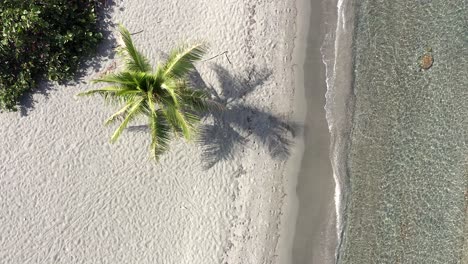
left=325, top=0, right=467, bottom=263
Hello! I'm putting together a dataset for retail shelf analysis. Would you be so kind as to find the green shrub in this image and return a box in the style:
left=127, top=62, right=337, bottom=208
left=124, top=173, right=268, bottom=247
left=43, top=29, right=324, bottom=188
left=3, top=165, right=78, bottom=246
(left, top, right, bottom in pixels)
left=0, top=0, right=102, bottom=111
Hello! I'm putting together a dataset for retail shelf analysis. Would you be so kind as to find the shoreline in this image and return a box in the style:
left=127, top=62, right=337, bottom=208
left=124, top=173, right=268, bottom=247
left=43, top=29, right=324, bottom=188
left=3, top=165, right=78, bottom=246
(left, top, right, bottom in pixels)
left=279, top=0, right=342, bottom=263
left=291, top=0, right=338, bottom=262
left=321, top=0, right=356, bottom=261
left=276, top=0, right=309, bottom=261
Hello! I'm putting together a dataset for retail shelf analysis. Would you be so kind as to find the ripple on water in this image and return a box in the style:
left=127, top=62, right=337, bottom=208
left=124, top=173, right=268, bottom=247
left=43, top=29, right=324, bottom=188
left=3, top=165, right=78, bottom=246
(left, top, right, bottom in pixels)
left=338, top=0, right=468, bottom=263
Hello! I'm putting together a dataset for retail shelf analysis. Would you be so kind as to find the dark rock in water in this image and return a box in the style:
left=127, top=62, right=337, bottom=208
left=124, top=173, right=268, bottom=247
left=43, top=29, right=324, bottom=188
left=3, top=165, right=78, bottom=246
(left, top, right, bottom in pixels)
left=420, top=53, right=433, bottom=70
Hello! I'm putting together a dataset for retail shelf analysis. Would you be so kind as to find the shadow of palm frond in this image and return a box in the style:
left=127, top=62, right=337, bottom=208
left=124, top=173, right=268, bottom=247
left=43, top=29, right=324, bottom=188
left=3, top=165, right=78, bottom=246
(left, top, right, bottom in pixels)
left=198, top=122, right=245, bottom=168
left=197, top=63, right=298, bottom=169
left=124, top=64, right=299, bottom=168
left=208, top=63, right=271, bottom=104
left=126, top=125, right=149, bottom=133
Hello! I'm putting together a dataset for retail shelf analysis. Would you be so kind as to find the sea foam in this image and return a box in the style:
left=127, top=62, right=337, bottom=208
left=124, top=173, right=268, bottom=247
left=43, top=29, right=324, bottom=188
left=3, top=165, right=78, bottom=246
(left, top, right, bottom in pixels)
left=320, top=0, right=355, bottom=261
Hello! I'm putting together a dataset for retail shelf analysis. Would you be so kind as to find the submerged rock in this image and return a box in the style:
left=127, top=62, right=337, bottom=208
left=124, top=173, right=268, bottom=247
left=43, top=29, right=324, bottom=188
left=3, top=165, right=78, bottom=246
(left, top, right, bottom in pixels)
left=420, top=53, right=433, bottom=70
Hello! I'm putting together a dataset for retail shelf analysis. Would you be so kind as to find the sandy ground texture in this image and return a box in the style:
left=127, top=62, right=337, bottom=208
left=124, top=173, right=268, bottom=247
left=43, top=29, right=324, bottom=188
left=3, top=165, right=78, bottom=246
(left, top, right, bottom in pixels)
left=0, top=0, right=301, bottom=263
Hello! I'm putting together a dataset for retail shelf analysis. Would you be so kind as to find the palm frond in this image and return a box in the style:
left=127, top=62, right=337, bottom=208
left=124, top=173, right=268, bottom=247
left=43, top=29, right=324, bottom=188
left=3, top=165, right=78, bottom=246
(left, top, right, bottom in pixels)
left=77, top=86, right=131, bottom=104
left=137, top=72, right=162, bottom=93
left=110, top=97, right=145, bottom=142
left=104, top=103, right=133, bottom=126
left=146, top=87, right=158, bottom=122
left=162, top=43, right=207, bottom=79
left=149, top=110, right=172, bottom=160
left=161, top=82, right=181, bottom=108
left=163, top=104, right=194, bottom=140
left=179, top=88, right=223, bottom=112
left=114, top=89, right=141, bottom=97
left=183, top=111, right=201, bottom=131
left=92, top=71, right=140, bottom=86
left=145, top=71, right=165, bottom=95
left=78, top=80, right=143, bottom=105
left=117, top=24, right=152, bottom=72
left=77, top=86, right=123, bottom=97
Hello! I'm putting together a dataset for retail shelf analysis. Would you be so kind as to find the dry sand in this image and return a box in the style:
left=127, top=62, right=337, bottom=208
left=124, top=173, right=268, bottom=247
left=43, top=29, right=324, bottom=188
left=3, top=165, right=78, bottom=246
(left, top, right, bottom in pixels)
left=0, top=0, right=335, bottom=263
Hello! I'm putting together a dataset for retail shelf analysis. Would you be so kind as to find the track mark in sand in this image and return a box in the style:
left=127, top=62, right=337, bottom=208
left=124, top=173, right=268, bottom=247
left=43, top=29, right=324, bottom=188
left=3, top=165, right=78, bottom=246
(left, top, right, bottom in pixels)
left=221, top=165, right=250, bottom=263
left=244, top=2, right=257, bottom=62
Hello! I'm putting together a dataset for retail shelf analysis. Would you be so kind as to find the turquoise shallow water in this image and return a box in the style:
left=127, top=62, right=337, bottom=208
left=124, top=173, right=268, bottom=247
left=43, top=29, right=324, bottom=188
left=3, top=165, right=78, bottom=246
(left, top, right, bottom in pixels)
left=338, top=0, right=467, bottom=263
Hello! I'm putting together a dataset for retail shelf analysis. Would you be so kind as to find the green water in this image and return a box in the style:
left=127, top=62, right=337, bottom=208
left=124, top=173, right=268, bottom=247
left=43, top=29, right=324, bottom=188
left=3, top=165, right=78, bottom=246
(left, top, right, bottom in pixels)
left=339, top=0, right=467, bottom=263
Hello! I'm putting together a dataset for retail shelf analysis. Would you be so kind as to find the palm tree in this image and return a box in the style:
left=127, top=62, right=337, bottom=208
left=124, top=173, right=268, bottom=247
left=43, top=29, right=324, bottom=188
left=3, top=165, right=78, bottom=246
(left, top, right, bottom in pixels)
left=78, top=25, right=219, bottom=160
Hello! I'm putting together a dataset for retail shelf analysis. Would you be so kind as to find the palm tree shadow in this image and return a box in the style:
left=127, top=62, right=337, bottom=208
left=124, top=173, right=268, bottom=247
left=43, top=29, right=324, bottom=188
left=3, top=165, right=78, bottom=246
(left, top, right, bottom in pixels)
left=196, top=64, right=299, bottom=169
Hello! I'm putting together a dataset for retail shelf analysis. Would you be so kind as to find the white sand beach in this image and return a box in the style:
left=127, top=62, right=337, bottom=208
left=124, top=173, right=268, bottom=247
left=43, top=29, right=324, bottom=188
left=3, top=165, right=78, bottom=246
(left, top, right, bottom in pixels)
left=0, top=0, right=335, bottom=263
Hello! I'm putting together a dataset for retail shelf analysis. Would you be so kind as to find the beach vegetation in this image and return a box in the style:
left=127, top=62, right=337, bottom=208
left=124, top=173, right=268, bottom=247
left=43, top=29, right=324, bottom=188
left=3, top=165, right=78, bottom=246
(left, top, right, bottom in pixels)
left=0, top=0, right=102, bottom=111
left=78, top=25, right=219, bottom=160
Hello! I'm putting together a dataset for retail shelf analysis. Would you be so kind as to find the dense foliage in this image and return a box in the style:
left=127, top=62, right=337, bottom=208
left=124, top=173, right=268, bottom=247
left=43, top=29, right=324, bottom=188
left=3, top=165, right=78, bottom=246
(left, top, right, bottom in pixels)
left=0, top=0, right=102, bottom=111
left=79, top=25, right=219, bottom=160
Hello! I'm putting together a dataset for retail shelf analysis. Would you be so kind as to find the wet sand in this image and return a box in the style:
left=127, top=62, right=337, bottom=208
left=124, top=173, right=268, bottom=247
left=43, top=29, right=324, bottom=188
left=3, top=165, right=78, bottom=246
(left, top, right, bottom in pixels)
left=291, top=0, right=337, bottom=262
left=279, top=0, right=338, bottom=263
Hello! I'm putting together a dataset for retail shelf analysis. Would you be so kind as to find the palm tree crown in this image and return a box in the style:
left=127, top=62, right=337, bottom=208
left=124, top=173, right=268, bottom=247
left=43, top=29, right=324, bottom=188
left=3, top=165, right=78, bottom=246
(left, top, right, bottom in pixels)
left=79, top=25, right=218, bottom=160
